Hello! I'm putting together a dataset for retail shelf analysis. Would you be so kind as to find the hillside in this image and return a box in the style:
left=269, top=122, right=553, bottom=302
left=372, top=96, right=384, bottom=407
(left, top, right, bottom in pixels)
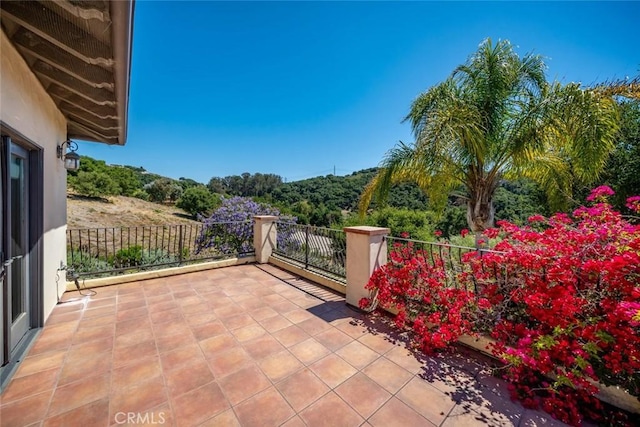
left=67, top=195, right=199, bottom=229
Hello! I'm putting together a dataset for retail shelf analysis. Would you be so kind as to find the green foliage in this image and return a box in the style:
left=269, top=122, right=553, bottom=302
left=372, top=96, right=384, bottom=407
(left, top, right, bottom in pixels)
left=207, top=172, right=283, bottom=197
left=176, top=186, right=221, bottom=218
left=70, top=170, right=120, bottom=198
left=145, top=178, right=182, bottom=203
left=599, top=100, right=640, bottom=212
left=361, top=38, right=620, bottom=240
left=67, top=250, right=111, bottom=273
left=132, top=189, right=150, bottom=201
left=108, top=166, right=142, bottom=196
left=344, top=207, right=436, bottom=240
left=111, top=245, right=143, bottom=268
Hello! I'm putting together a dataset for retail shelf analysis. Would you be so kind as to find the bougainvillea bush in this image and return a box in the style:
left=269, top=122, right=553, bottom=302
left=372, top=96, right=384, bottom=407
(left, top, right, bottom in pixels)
left=360, top=187, right=640, bottom=426
left=196, top=196, right=296, bottom=255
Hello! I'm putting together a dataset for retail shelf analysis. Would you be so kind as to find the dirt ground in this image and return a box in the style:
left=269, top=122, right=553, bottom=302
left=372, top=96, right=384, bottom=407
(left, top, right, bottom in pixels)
left=67, top=194, right=200, bottom=229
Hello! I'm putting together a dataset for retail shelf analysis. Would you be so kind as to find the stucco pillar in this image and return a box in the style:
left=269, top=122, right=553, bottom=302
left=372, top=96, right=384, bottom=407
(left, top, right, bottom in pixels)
left=253, top=215, right=278, bottom=263
left=343, top=226, right=390, bottom=308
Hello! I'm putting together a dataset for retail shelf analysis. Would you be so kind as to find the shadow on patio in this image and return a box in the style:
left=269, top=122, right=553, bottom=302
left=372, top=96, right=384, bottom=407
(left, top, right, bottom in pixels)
left=0, top=264, right=568, bottom=426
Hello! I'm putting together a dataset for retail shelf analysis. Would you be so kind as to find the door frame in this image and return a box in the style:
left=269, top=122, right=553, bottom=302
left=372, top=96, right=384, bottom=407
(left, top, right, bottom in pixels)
left=0, top=122, right=44, bottom=387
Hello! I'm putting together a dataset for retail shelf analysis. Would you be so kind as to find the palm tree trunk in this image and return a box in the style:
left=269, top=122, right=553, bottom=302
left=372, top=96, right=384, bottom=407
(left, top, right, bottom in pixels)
left=466, top=179, right=496, bottom=249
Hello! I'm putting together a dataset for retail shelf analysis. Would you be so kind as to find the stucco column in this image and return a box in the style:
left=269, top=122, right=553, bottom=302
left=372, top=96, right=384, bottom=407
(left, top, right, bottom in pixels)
left=253, top=215, right=278, bottom=263
left=343, top=226, right=390, bottom=308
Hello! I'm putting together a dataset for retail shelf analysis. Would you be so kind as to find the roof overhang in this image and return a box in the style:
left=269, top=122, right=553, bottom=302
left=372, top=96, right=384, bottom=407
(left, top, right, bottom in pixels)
left=0, top=0, right=134, bottom=145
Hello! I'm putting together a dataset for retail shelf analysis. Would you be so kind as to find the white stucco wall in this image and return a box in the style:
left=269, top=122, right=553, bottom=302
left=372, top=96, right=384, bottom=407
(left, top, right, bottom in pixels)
left=1, top=29, right=69, bottom=321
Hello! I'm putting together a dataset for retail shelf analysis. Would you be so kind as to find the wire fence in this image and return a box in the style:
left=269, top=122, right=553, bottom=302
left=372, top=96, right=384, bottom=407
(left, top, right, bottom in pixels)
left=273, top=222, right=346, bottom=281
left=66, top=222, right=254, bottom=278
left=384, top=236, right=504, bottom=293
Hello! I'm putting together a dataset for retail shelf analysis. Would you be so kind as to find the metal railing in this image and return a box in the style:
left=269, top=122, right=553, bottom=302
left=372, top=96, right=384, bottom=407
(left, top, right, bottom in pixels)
left=273, top=222, right=346, bottom=281
left=384, top=236, right=504, bottom=293
left=67, top=222, right=254, bottom=278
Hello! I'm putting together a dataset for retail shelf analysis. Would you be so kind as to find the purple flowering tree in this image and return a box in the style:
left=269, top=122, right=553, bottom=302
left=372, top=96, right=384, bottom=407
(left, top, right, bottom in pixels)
left=196, top=196, right=296, bottom=255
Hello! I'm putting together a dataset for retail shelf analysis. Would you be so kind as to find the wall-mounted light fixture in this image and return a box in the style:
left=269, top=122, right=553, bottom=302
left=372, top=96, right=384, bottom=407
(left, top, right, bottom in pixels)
left=57, top=139, right=80, bottom=171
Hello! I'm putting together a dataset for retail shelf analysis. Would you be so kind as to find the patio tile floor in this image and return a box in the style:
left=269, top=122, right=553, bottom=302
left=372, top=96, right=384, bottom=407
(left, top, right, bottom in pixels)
left=0, top=263, right=570, bottom=426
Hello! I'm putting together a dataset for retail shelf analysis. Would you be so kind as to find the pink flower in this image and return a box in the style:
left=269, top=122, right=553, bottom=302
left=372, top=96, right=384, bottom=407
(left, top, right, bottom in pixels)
left=626, top=196, right=640, bottom=213
left=586, top=185, right=615, bottom=202
left=434, top=230, right=442, bottom=237
left=528, top=214, right=546, bottom=223
left=460, top=229, right=469, bottom=238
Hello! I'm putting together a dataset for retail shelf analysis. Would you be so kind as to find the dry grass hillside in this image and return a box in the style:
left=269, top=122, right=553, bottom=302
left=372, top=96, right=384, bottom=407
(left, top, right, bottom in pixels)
left=67, top=194, right=200, bottom=229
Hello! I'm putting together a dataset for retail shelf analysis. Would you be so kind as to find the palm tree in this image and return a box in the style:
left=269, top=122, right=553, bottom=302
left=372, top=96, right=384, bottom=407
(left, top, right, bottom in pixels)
left=360, top=39, right=620, bottom=245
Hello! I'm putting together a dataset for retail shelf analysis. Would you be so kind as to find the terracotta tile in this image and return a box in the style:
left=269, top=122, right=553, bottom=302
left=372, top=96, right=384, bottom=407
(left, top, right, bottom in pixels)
left=199, top=333, right=238, bottom=358
left=290, top=338, right=331, bottom=365
left=149, top=307, right=183, bottom=324
left=299, top=392, right=364, bottom=427
left=217, top=365, right=271, bottom=405
left=258, top=351, right=304, bottom=382
left=0, top=390, right=52, bottom=426
left=231, top=323, right=267, bottom=342
left=179, top=301, right=209, bottom=315
left=368, top=397, right=435, bottom=427
left=249, top=306, right=278, bottom=321
left=116, top=306, right=150, bottom=323
left=147, top=300, right=179, bottom=314
left=114, top=326, right=155, bottom=349
left=49, top=300, right=84, bottom=315
left=280, top=416, right=306, bottom=427
left=335, top=340, right=380, bottom=370
left=153, top=319, right=192, bottom=338
left=234, top=387, right=296, bottom=427
left=396, top=377, right=456, bottom=425
left=282, top=309, right=314, bottom=324
left=313, top=327, right=354, bottom=351
left=42, top=310, right=83, bottom=327
left=207, top=347, right=253, bottom=377
left=48, top=373, right=111, bottom=417
left=113, top=340, right=158, bottom=368
left=68, top=336, right=114, bottom=359
left=276, top=368, right=329, bottom=411
left=335, top=373, right=392, bottom=418
left=272, top=325, right=310, bottom=348
left=112, top=356, right=163, bottom=390
left=191, top=320, right=227, bottom=341
left=212, top=303, right=243, bottom=318
left=198, top=408, right=241, bottom=427
left=58, top=351, right=112, bottom=385
left=155, top=330, right=197, bottom=353
left=146, top=292, right=174, bottom=305
left=309, top=354, right=357, bottom=388
left=77, top=313, right=117, bottom=330
left=362, top=357, right=414, bottom=394
left=14, top=349, right=66, bottom=378
left=384, top=345, right=424, bottom=374
left=72, top=323, right=115, bottom=345
left=160, top=343, right=206, bottom=372
left=117, top=299, right=147, bottom=312
left=446, top=389, right=523, bottom=426
left=165, top=358, right=215, bottom=399
left=358, top=332, right=397, bottom=354
left=221, top=313, right=256, bottom=330
left=335, top=319, right=369, bottom=339
left=270, top=300, right=299, bottom=314
left=184, top=311, right=218, bottom=326
left=28, top=323, right=76, bottom=355
left=172, top=382, right=230, bottom=427
left=43, top=398, right=109, bottom=427
left=83, top=305, right=116, bottom=319
left=109, top=376, right=167, bottom=418
left=242, top=335, right=285, bottom=360
left=257, top=314, right=293, bottom=333
left=296, top=317, right=332, bottom=336
left=144, top=285, right=171, bottom=297
left=1, top=367, right=58, bottom=404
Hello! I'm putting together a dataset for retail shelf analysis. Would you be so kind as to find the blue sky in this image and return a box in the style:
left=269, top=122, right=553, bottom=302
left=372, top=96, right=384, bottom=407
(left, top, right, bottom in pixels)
left=78, top=1, right=640, bottom=184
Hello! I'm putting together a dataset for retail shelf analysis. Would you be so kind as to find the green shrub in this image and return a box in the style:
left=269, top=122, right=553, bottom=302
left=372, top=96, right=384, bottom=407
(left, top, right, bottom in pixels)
left=111, top=245, right=143, bottom=268
left=66, top=250, right=111, bottom=273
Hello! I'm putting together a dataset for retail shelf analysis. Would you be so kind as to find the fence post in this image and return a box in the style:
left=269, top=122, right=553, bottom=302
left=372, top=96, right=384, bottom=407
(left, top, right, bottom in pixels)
left=178, top=225, right=184, bottom=263
left=343, top=226, right=390, bottom=308
left=253, top=216, right=278, bottom=263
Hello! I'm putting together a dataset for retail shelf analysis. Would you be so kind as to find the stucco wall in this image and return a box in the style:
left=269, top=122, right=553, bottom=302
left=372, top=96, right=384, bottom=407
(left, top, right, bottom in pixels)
left=1, top=29, right=68, bottom=321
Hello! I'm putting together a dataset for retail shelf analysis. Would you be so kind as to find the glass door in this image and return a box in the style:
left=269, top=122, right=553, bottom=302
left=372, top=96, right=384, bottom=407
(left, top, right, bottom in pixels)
left=9, top=143, right=30, bottom=351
